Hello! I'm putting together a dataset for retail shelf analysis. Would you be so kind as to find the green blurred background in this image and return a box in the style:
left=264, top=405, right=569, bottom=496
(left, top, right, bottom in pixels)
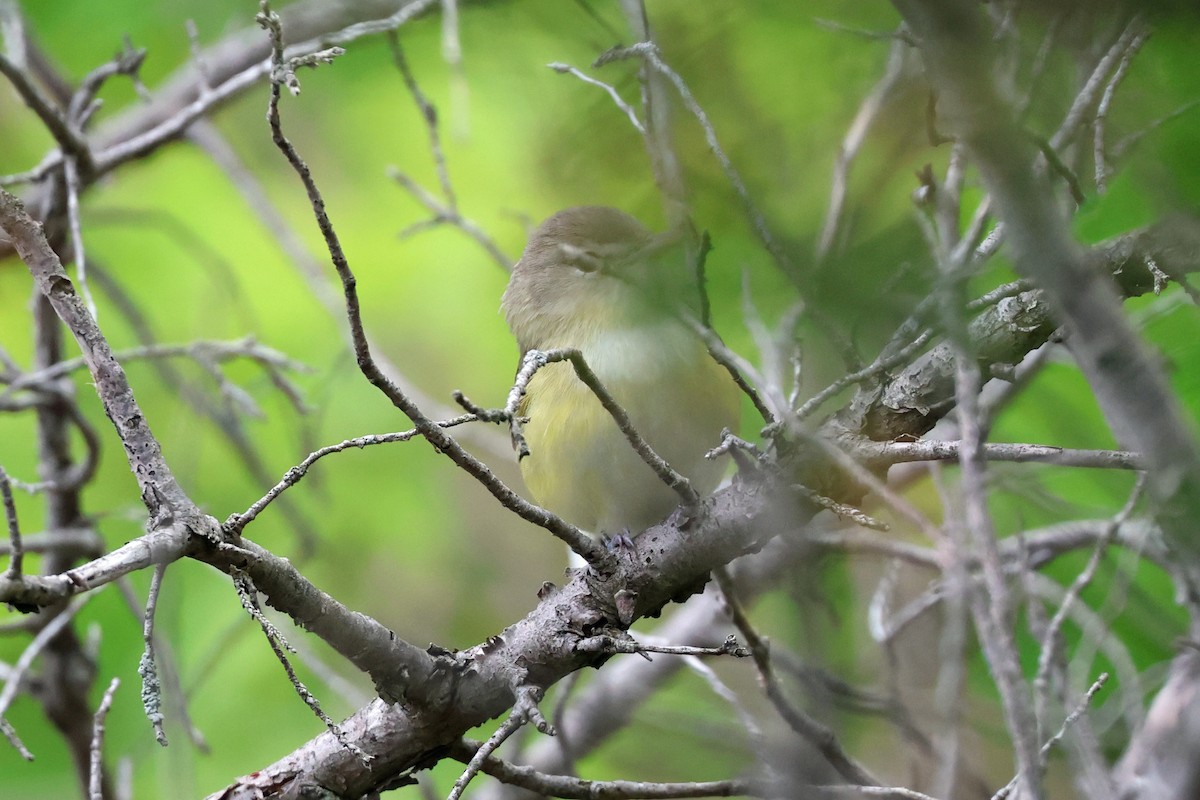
left=1, top=1, right=1198, bottom=797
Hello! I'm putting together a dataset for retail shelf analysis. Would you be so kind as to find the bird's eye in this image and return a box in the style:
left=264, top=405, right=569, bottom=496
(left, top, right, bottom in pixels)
left=558, top=243, right=603, bottom=273
left=573, top=252, right=602, bottom=273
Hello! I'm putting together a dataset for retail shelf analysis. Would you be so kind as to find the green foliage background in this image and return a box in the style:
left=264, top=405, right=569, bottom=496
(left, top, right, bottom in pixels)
left=1, top=1, right=1198, bottom=797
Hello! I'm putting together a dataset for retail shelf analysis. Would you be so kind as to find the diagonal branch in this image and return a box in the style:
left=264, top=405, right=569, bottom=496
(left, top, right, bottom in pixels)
left=0, top=188, right=203, bottom=535
left=0, top=186, right=438, bottom=707
left=256, top=3, right=609, bottom=568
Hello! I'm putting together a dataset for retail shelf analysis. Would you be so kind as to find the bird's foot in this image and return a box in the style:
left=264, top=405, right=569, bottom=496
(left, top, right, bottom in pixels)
left=603, top=529, right=636, bottom=553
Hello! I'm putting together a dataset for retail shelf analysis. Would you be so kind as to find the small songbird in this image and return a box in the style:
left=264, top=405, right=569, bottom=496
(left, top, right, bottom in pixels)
left=502, top=206, right=740, bottom=537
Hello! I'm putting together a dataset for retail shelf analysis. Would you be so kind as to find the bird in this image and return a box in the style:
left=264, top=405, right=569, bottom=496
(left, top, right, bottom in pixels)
left=501, top=206, right=740, bottom=539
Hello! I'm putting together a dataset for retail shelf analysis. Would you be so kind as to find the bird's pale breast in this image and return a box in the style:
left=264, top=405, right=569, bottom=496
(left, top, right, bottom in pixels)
left=519, top=318, right=739, bottom=534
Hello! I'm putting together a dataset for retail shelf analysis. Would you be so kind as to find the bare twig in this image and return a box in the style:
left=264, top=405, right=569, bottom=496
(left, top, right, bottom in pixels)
left=63, top=157, right=98, bottom=319
left=233, top=569, right=370, bottom=764
left=439, top=0, right=467, bottom=137
left=688, top=320, right=775, bottom=426
left=548, top=61, right=645, bottom=133
left=1049, top=19, right=1145, bottom=152
left=0, top=592, right=97, bottom=724
left=88, top=677, right=120, bottom=800
left=594, top=42, right=794, bottom=280
left=1032, top=136, right=1085, bottom=205
left=858, top=439, right=1145, bottom=471
left=0, top=51, right=88, bottom=160
left=792, top=485, right=888, bottom=531
left=1113, top=97, right=1200, bottom=159
left=817, top=34, right=912, bottom=262
left=0, top=467, right=22, bottom=578
left=506, top=348, right=699, bottom=508
left=946, top=251, right=1042, bottom=800
left=388, top=168, right=513, bottom=271
left=0, top=716, right=32, bottom=761
left=668, top=647, right=771, bottom=768
left=138, top=563, right=168, bottom=746
left=796, top=330, right=933, bottom=421
left=991, top=674, right=1109, bottom=800
left=2, top=337, right=309, bottom=396
left=67, top=39, right=148, bottom=127
left=225, top=417, right=476, bottom=534
left=618, top=0, right=688, bottom=220
left=801, top=430, right=943, bottom=541
left=449, top=686, right=550, bottom=800
left=390, top=32, right=455, bottom=202
left=1094, top=29, right=1148, bottom=193
left=811, top=789, right=941, bottom=800
left=0, top=385, right=101, bottom=495
left=387, top=33, right=512, bottom=271
left=1032, top=478, right=1144, bottom=743
left=575, top=633, right=749, bottom=658
left=967, top=279, right=1034, bottom=311
left=715, top=569, right=880, bottom=787
left=452, top=738, right=772, bottom=798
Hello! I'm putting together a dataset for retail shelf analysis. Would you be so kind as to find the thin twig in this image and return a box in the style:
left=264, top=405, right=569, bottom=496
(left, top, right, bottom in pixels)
left=812, top=788, right=942, bottom=800
left=88, top=677, right=120, bottom=800
left=0, top=51, right=88, bottom=160
left=967, top=279, right=1034, bottom=311
left=0, top=592, right=97, bottom=722
left=0, top=386, right=101, bottom=495
left=931, top=541, right=969, bottom=799
left=548, top=61, right=645, bottom=133
left=506, top=348, right=699, bottom=507
left=859, top=439, right=1145, bottom=471
left=449, top=686, right=549, bottom=800
left=63, top=156, right=99, bottom=320
left=796, top=330, right=933, bottom=421
left=2, top=337, right=309, bottom=396
left=1032, top=477, right=1144, bottom=742
left=663, top=644, right=771, bottom=770
left=575, top=633, right=749, bottom=658
left=225, top=417, right=476, bottom=534
left=991, top=675, right=1109, bottom=800
left=799, top=429, right=943, bottom=541
left=715, top=569, right=881, bottom=787
left=817, top=34, right=911, bottom=262
left=1113, top=97, right=1200, bottom=159
left=1032, top=136, right=1085, bottom=205
left=439, top=0, right=467, bottom=138
left=687, top=319, right=775, bottom=426
left=138, top=563, right=168, bottom=746
left=944, top=242, right=1042, bottom=797
left=388, top=168, right=513, bottom=270
left=618, top=0, right=688, bottom=219
left=0, top=467, right=23, bottom=578
left=391, top=32, right=455, bottom=204
left=67, top=39, right=147, bottom=128
left=595, top=42, right=794, bottom=280
left=387, top=33, right=513, bottom=271
left=705, top=430, right=766, bottom=464
left=451, top=737, right=773, bottom=798
left=232, top=569, right=370, bottom=764
left=792, top=485, right=888, bottom=531
left=0, top=716, right=32, bottom=761
left=1094, top=29, right=1147, bottom=193
left=1049, top=19, right=1145, bottom=152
